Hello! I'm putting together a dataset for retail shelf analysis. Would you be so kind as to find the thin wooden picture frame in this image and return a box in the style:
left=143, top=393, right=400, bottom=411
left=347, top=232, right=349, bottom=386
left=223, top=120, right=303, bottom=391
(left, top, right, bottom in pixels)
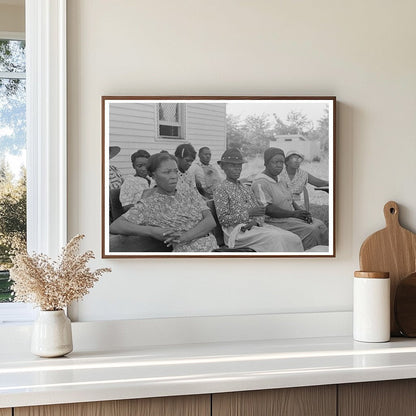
left=102, top=96, right=336, bottom=258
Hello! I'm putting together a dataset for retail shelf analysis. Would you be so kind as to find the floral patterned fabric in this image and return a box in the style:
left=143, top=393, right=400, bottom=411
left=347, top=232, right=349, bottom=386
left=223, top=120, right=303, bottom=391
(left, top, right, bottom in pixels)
left=279, top=167, right=308, bottom=201
left=213, top=179, right=303, bottom=252
left=109, top=165, right=123, bottom=190
left=177, top=169, right=197, bottom=191
left=213, top=180, right=262, bottom=228
left=119, top=175, right=151, bottom=207
left=123, top=186, right=217, bottom=252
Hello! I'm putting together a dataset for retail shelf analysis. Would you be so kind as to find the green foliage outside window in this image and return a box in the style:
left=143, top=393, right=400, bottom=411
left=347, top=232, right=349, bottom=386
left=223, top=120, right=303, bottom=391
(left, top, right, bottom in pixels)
left=0, top=38, right=27, bottom=302
left=0, top=163, right=26, bottom=302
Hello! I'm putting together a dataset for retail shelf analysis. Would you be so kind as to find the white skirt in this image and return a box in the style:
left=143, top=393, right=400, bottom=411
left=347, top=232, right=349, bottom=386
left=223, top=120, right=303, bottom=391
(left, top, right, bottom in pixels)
left=223, top=223, right=304, bottom=253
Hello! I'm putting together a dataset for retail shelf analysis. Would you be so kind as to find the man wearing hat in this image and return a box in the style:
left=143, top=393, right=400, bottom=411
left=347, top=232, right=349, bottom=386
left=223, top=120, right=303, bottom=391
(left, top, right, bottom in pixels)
left=109, top=146, right=124, bottom=190
left=251, top=147, right=328, bottom=250
left=212, top=148, right=303, bottom=252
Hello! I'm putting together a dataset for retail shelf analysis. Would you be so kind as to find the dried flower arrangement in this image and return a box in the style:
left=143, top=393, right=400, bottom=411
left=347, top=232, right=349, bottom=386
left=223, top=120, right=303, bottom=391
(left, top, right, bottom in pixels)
left=10, top=234, right=111, bottom=311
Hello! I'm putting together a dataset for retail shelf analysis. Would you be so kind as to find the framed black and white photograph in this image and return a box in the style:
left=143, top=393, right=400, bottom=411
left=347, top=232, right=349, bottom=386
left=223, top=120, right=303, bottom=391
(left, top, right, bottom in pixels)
left=102, top=96, right=335, bottom=258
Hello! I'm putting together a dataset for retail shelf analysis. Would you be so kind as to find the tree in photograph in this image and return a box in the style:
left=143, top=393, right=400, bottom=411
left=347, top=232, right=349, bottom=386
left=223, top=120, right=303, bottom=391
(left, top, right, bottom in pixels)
left=304, top=105, right=329, bottom=154
left=226, top=113, right=274, bottom=157
left=242, top=114, right=274, bottom=157
left=226, top=108, right=329, bottom=160
left=273, top=110, right=314, bottom=136
left=317, top=105, right=329, bottom=152
left=226, top=114, right=246, bottom=150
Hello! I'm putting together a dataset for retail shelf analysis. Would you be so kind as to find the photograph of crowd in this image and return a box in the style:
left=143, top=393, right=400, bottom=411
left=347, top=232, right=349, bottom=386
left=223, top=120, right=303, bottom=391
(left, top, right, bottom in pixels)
left=102, top=97, right=335, bottom=257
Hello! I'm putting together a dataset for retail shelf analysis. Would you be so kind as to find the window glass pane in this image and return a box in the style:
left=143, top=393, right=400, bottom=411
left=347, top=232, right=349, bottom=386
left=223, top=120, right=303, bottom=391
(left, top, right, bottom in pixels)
left=0, top=78, right=26, bottom=153
left=159, top=125, right=180, bottom=138
left=159, top=103, right=179, bottom=122
left=0, top=270, right=12, bottom=302
left=0, top=40, right=26, bottom=73
left=0, top=40, right=27, bottom=304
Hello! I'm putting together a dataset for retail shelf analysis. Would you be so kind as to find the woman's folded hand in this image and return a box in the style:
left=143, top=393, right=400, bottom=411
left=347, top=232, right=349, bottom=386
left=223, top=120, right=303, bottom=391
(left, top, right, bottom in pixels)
left=150, top=227, right=175, bottom=242
left=241, top=219, right=258, bottom=232
left=293, top=210, right=312, bottom=223
left=163, top=230, right=184, bottom=247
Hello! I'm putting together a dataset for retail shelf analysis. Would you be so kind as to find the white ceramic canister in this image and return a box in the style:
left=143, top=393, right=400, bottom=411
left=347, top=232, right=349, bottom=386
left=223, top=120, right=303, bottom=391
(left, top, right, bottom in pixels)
left=353, top=271, right=390, bottom=343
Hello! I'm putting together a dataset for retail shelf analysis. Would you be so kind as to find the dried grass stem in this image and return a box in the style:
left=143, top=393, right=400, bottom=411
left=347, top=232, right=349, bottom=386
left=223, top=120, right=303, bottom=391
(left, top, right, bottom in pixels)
left=10, top=234, right=111, bottom=310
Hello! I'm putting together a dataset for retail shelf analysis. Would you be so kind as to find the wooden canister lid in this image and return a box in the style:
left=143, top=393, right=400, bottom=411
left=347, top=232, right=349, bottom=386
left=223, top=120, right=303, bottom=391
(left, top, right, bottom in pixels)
left=354, top=271, right=389, bottom=279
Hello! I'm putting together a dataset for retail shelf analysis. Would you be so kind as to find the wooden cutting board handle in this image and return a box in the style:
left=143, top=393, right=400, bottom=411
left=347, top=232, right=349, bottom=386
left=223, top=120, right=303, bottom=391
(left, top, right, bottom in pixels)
left=384, top=201, right=400, bottom=229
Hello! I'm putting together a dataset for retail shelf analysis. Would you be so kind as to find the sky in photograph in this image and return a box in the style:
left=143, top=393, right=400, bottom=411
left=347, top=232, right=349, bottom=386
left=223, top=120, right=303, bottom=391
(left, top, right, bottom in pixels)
left=226, top=101, right=328, bottom=127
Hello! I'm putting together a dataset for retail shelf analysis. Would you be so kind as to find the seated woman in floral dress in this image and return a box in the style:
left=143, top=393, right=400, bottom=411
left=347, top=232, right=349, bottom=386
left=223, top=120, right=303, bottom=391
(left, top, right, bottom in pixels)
left=213, top=148, right=303, bottom=253
left=110, top=152, right=218, bottom=252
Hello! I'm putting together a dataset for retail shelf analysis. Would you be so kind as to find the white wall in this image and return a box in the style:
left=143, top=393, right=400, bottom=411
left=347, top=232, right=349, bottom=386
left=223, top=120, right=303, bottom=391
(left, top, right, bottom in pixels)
left=67, top=0, right=416, bottom=322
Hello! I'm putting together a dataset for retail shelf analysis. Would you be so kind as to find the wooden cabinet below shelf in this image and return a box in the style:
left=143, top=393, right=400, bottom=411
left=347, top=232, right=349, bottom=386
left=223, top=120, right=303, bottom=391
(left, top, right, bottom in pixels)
left=212, top=385, right=337, bottom=416
left=10, top=379, right=416, bottom=416
left=338, top=379, right=416, bottom=416
left=14, top=394, right=210, bottom=416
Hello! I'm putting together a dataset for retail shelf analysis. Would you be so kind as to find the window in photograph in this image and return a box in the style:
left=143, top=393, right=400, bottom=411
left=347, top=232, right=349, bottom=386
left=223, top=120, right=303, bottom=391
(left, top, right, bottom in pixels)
left=158, top=103, right=184, bottom=139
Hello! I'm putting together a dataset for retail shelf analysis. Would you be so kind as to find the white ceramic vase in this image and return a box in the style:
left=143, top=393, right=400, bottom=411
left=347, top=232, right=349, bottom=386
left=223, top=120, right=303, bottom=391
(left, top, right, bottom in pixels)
left=31, top=310, right=73, bottom=357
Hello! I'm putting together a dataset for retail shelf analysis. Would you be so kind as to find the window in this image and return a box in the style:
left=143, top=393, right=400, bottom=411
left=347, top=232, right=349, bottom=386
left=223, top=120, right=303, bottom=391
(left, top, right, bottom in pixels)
left=158, top=103, right=185, bottom=139
left=0, top=36, right=26, bottom=305
left=0, top=0, right=67, bottom=323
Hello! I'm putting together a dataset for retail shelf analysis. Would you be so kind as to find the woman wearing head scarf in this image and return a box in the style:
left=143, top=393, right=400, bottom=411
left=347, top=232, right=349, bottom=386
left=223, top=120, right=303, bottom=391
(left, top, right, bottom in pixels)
left=252, top=148, right=328, bottom=250
left=110, top=152, right=218, bottom=252
left=279, top=150, right=329, bottom=208
left=213, top=148, right=303, bottom=252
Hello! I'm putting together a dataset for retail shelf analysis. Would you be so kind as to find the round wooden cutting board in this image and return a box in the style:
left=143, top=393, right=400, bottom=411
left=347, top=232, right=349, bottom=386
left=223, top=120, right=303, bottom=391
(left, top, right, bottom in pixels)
left=359, top=201, right=416, bottom=336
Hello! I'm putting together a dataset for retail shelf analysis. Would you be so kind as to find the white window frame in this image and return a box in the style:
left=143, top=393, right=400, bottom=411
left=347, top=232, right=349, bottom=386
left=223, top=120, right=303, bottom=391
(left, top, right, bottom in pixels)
left=0, top=0, right=67, bottom=324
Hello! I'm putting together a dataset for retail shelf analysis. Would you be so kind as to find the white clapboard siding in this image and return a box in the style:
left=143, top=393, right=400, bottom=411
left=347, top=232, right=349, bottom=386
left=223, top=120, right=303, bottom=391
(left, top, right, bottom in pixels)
left=109, top=102, right=227, bottom=176
left=109, top=103, right=158, bottom=176
left=185, top=103, right=227, bottom=163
